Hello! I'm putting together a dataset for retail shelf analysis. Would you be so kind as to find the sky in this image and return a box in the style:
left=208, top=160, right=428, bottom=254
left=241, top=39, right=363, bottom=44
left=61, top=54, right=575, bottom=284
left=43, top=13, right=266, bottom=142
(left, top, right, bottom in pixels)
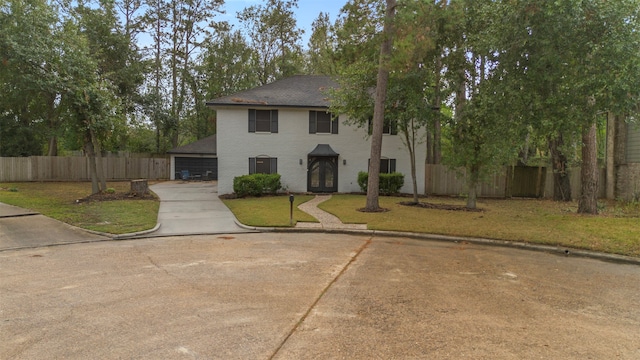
left=219, top=0, right=348, bottom=46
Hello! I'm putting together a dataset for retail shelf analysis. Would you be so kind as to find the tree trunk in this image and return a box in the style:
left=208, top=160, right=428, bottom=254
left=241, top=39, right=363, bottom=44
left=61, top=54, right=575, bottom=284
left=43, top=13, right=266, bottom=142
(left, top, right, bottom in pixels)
left=426, top=128, right=433, bottom=164
left=84, top=130, right=100, bottom=195
left=91, top=128, right=107, bottom=192
left=605, top=112, right=616, bottom=199
left=406, top=119, right=419, bottom=204
left=578, top=122, right=599, bottom=214
left=364, top=0, right=396, bottom=212
left=47, top=137, right=58, bottom=156
left=433, top=56, right=443, bottom=164
left=548, top=134, right=572, bottom=201
left=467, top=165, right=479, bottom=209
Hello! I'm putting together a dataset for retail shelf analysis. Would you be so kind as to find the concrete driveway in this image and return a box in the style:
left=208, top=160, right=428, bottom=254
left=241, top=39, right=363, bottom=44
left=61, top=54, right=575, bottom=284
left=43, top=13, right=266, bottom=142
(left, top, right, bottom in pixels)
left=1, top=233, right=639, bottom=359
left=150, top=181, right=252, bottom=236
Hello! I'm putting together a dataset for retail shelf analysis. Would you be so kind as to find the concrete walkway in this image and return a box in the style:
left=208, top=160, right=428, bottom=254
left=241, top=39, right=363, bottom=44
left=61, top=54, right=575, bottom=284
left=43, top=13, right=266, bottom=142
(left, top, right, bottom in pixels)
left=296, top=195, right=367, bottom=230
left=0, top=203, right=109, bottom=251
left=150, top=181, right=253, bottom=236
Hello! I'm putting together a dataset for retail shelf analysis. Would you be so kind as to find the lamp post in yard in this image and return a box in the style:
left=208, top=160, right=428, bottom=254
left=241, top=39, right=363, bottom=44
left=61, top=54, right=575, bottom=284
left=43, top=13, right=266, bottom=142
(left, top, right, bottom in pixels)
left=289, top=194, right=295, bottom=226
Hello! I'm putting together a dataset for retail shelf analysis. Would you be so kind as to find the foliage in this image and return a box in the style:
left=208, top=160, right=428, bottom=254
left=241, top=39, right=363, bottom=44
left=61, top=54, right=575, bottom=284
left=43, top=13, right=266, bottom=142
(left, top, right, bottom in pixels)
left=357, top=171, right=404, bottom=195
left=485, top=0, right=640, bottom=212
left=233, top=173, right=282, bottom=197
left=237, top=0, right=304, bottom=85
left=306, top=12, right=337, bottom=75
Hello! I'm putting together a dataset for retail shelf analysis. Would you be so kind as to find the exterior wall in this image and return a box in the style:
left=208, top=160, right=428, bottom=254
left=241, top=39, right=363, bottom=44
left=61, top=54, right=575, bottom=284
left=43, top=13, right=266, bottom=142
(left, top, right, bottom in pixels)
left=216, top=107, right=426, bottom=195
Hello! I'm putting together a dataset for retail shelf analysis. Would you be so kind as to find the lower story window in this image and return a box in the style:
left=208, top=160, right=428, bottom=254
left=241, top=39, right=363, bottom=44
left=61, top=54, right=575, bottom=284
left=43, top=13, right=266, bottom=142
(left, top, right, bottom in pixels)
left=370, top=158, right=396, bottom=174
left=249, top=157, right=277, bottom=174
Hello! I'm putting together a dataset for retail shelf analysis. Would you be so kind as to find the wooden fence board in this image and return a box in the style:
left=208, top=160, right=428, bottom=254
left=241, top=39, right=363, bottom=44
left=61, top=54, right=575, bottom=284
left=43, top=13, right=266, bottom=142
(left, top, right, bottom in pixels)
left=0, top=156, right=169, bottom=182
left=426, top=164, right=606, bottom=200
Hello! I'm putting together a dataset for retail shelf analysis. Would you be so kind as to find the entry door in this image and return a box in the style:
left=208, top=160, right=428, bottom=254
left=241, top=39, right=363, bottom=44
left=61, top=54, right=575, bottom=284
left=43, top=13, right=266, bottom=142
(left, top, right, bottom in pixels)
left=307, top=156, right=338, bottom=193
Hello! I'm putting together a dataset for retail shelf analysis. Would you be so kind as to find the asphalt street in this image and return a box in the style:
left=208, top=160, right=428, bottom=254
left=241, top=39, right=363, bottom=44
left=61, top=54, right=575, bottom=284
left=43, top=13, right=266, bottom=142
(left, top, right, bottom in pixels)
left=1, top=233, right=639, bottom=359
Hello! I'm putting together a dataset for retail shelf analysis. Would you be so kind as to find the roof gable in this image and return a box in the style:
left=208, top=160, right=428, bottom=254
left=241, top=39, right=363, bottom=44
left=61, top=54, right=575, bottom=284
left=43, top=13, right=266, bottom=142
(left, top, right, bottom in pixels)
left=206, top=75, right=338, bottom=108
left=168, top=135, right=217, bottom=155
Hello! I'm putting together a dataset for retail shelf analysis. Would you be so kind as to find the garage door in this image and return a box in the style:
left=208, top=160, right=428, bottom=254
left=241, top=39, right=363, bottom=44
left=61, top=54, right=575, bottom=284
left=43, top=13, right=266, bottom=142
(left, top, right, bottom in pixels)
left=175, top=157, right=217, bottom=180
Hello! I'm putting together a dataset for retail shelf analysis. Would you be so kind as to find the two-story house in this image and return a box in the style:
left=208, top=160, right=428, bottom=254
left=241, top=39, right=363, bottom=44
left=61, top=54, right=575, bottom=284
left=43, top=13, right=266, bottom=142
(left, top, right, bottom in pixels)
left=206, top=75, right=426, bottom=195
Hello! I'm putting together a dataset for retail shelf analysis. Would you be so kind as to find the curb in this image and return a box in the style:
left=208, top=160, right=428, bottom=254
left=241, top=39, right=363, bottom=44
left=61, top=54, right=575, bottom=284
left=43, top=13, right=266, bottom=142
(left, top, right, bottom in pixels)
left=112, top=224, right=162, bottom=240
left=0, top=211, right=41, bottom=219
left=236, top=223, right=640, bottom=266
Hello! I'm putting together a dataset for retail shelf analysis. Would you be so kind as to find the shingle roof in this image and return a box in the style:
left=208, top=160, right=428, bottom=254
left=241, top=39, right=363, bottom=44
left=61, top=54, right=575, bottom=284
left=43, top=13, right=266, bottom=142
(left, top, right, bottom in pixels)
left=206, top=75, right=338, bottom=108
left=167, top=135, right=217, bottom=155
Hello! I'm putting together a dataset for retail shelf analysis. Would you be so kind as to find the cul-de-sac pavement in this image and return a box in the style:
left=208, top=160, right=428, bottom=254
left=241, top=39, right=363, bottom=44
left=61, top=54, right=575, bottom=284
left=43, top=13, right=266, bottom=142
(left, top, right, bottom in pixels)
left=1, top=182, right=639, bottom=359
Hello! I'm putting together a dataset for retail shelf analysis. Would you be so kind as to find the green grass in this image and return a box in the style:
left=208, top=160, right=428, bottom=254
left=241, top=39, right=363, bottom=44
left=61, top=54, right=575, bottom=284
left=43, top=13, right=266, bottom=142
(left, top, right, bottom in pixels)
left=317, top=195, right=640, bottom=257
left=224, top=193, right=640, bottom=257
left=222, top=195, right=317, bottom=227
left=0, top=182, right=159, bottom=234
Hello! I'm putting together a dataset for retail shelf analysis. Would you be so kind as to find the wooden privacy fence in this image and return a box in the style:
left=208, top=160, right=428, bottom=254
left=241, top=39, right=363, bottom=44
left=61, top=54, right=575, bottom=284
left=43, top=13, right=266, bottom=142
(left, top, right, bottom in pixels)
left=425, top=164, right=606, bottom=200
left=0, top=156, right=169, bottom=182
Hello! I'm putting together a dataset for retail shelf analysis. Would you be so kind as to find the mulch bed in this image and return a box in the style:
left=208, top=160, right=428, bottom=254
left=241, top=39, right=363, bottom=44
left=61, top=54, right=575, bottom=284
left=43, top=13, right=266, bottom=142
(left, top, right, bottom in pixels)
left=399, top=201, right=484, bottom=212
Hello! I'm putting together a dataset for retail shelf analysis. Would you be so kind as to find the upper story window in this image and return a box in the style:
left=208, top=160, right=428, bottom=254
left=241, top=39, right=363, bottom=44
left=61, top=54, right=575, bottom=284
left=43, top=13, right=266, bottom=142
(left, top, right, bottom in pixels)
left=368, top=118, right=397, bottom=135
left=249, top=109, right=278, bottom=133
left=309, top=111, right=338, bottom=134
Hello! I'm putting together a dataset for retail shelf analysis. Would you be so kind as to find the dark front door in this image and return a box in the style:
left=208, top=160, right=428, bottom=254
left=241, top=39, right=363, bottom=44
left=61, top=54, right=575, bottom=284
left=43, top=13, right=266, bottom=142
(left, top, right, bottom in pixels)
left=308, top=156, right=338, bottom=193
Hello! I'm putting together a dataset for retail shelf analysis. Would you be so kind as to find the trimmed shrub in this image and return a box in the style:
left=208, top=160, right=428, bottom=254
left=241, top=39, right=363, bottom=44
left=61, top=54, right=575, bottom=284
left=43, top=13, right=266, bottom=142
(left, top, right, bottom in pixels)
left=233, top=173, right=282, bottom=197
left=357, top=171, right=405, bottom=195
left=357, top=171, right=369, bottom=192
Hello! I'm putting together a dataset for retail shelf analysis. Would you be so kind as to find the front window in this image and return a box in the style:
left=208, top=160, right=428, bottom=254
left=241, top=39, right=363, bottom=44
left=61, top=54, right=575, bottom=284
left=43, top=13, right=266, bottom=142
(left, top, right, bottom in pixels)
left=368, top=118, right=397, bottom=135
left=309, top=110, right=338, bottom=134
left=255, top=110, right=272, bottom=132
left=249, top=156, right=277, bottom=174
left=249, top=109, right=278, bottom=133
left=369, top=158, right=396, bottom=173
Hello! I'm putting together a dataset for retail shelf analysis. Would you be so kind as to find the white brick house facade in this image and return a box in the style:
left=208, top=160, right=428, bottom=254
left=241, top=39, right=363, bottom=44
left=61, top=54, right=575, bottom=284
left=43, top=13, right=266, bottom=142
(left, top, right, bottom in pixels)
left=208, top=76, right=426, bottom=196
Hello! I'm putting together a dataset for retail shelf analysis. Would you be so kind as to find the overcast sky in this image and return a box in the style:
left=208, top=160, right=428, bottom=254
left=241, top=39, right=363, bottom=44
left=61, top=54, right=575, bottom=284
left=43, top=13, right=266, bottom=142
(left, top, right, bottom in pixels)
left=220, top=0, right=348, bottom=46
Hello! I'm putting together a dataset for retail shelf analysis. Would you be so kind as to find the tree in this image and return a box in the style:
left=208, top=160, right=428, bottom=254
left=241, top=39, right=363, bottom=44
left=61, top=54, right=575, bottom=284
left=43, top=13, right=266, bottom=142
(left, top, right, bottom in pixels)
left=0, top=0, right=62, bottom=156
left=488, top=0, right=640, bottom=213
left=306, top=12, right=336, bottom=75
left=438, top=0, right=527, bottom=209
left=364, top=0, right=396, bottom=212
left=237, top=0, right=304, bottom=85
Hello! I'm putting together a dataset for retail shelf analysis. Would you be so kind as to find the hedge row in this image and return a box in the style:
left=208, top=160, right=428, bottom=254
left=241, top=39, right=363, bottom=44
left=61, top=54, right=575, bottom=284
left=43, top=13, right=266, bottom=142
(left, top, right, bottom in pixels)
left=357, top=171, right=405, bottom=195
left=233, top=173, right=282, bottom=197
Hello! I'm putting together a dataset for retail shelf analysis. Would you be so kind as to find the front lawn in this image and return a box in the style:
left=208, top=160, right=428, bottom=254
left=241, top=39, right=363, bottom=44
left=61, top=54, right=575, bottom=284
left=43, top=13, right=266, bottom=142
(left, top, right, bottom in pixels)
left=0, top=182, right=159, bottom=234
left=222, top=195, right=317, bottom=227
left=224, top=194, right=640, bottom=257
